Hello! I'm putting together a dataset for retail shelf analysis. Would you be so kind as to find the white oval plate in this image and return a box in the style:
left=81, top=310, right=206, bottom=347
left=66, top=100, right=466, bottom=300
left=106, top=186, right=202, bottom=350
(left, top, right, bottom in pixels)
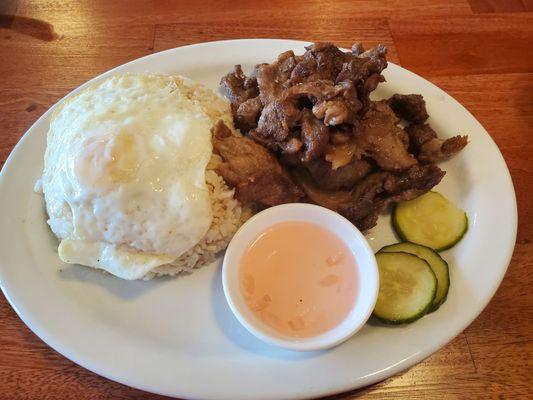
left=0, top=39, right=517, bottom=400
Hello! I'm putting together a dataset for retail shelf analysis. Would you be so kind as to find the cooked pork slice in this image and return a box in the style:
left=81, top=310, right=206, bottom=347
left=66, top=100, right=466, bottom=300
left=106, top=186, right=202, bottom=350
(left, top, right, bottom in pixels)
left=338, top=172, right=390, bottom=231
left=312, top=98, right=349, bottom=126
left=212, top=121, right=304, bottom=206
left=418, top=136, right=468, bottom=163
left=249, top=101, right=302, bottom=150
left=220, top=65, right=257, bottom=104
left=372, top=100, right=400, bottom=124
left=405, top=122, right=438, bottom=153
left=218, top=42, right=465, bottom=230
left=388, top=94, right=429, bottom=123
left=287, top=80, right=362, bottom=125
left=359, top=73, right=385, bottom=100
left=305, top=157, right=372, bottom=190
left=382, top=164, right=446, bottom=201
left=372, top=101, right=410, bottom=147
left=324, top=138, right=364, bottom=170
left=292, top=168, right=353, bottom=211
left=406, top=123, right=468, bottom=162
left=220, top=65, right=262, bottom=132
left=338, top=164, right=445, bottom=230
left=257, top=50, right=299, bottom=104
left=335, top=44, right=388, bottom=83
left=250, top=79, right=359, bottom=151
left=358, top=44, right=388, bottom=71
left=300, top=109, right=330, bottom=162
left=336, top=44, right=387, bottom=110
left=351, top=43, right=365, bottom=56
left=283, top=79, right=339, bottom=103
left=311, top=80, right=362, bottom=125
left=295, top=163, right=444, bottom=231
left=289, top=42, right=386, bottom=112
left=235, top=96, right=262, bottom=132
left=289, top=42, right=348, bottom=84
left=354, top=105, right=417, bottom=171
left=329, top=125, right=353, bottom=144
left=323, top=124, right=366, bottom=170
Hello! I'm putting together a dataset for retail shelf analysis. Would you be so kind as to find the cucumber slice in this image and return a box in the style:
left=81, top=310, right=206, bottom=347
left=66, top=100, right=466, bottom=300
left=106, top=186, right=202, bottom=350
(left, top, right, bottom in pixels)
left=393, top=191, right=468, bottom=251
left=373, top=252, right=437, bottom=324
left=379, top=242, right=449, bottom=311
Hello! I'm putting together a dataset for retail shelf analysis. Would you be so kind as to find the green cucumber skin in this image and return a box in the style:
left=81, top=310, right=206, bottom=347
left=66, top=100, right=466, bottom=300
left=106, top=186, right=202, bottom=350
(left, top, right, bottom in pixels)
left=392, top=203, right=408, bottom=242
left=373, top=301, right=433, bottom=325
left=429, top=293, right=447, bottom=312
left=378, top=241, right=450, bottom=312
left=372, top=251, right=437, bottom=325
left=392, top=202, right=469, bottom=252
left=436, top=213, right=468, bottom=251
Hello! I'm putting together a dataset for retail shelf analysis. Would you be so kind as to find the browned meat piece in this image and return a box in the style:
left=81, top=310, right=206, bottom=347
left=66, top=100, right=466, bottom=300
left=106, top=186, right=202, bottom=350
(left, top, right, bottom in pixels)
left=335, top=59, right=369, bottom=84
left=405, top=123, right=438, bottom=154
left=372, top=101, right=409, bottom=147
left=254, top=102, right=290, bottom=142
left=307, top=42, right=347, bottom=76
left=221, top=42, right=390, bottom=162
left=388, top=94, right=429, bottom=123
left=212, top=121, right=304, bottom=206
left=283, top=79, right=338, bottom=103
left=338, top=172, right=390, bottom=230
left=305, top=157, right=372, bottom=190
left=419, top=136, right=468, bottom=163
left=351, top=43, right=365, bottom=56
left=359, top=73, right=385, bottom=100
left=220, top=65, right=258, bottom=104
left=406, top=123, right=468, bottom=162
left=249, top=131, right=303, bottom=155
left=235, top=97, right=262, bottom=132
left=320, top=80, right=363, bottom=125
left=290, top=42, right=347, bottom=85
left=294, top=164, right=444, bottom=231
left=285, top=80, right=361, bottom=126
left=250, top=100, right=302, bottom=152
left=354, top=105, right=417, bottom=171
left=323, top=125, right=365, bottom=169
left=382, top=164, right=446, bottom=201
left=292, top=168, right=352, bottom=211
left=220, top=65, right=261, bottom=132
left=336, top=44, right=388, bottom=83
left=359, top=44, right=388, bottom=71
left=300, top=109, right=330, bottom=162
left=325, top=137, right=364, bottom=170
left=329, top=126, right=352, bottom=144
left=335, top=45, right=387, bottom=112
left=251, top=79, right=360, bottom=151
left=312, top=98, right=349, bottom=126
left=257, top=50, right=298, bottom=104
left=372, top=100, right=400, bottom=124
left=338, top=164, right=445, bottom=230
left=218, top=42, right=465, bottom=231
left=278, top=152, right=300, bottom=167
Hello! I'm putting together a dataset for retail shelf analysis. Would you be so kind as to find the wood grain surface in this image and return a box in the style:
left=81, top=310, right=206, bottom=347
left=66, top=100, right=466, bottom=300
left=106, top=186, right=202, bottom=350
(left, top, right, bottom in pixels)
left=1, top=1, right=532, bottom=399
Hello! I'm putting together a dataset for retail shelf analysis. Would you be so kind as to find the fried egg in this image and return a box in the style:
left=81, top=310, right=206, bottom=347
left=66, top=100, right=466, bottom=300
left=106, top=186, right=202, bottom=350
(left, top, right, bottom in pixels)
left=41, top=73, right=214, bottom=279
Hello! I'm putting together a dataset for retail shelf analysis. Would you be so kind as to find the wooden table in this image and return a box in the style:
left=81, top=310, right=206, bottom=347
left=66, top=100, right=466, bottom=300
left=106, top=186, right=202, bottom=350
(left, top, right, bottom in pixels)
left=1, top=1, right=531, bottom=398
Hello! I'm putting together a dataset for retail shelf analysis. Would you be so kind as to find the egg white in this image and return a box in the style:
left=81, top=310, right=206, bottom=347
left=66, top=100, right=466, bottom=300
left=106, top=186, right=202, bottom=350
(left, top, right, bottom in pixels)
left=41, top=74, right=214, bottom=279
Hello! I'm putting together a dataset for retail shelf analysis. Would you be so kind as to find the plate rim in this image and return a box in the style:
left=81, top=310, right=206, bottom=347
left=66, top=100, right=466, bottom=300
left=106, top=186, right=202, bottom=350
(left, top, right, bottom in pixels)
left=0, top=38, right=518, bottom=400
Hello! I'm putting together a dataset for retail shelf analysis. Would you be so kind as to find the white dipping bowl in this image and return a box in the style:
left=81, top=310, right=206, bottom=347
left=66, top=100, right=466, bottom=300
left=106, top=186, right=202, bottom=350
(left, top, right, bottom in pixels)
left=222, top=203, right=379, bottom=352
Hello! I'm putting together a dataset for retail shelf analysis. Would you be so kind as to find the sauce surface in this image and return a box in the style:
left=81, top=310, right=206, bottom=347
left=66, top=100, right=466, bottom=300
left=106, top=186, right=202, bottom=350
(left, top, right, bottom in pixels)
left=239, top=221, right=358, bottom=338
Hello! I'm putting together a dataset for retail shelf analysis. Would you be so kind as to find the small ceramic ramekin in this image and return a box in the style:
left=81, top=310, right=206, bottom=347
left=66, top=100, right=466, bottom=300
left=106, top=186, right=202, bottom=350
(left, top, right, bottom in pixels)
left=222, top=203, right=379, bottom=352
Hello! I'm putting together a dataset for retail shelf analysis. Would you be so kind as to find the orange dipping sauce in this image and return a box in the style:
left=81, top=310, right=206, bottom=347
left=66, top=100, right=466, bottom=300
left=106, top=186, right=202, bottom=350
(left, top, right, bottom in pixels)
left=239, top=221, right=358, bottom=338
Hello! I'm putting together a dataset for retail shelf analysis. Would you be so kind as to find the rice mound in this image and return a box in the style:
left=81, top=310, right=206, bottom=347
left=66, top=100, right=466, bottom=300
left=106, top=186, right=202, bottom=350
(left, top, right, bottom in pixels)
left=145, top=76, right=251, bottom=279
